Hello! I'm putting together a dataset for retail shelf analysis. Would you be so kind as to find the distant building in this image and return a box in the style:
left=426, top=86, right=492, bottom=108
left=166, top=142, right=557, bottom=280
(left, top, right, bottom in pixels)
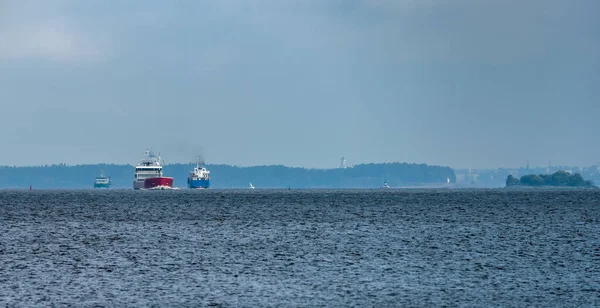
left=455, top=168, right=480, bottom=184
left=340, top=157, right=347, bottom=169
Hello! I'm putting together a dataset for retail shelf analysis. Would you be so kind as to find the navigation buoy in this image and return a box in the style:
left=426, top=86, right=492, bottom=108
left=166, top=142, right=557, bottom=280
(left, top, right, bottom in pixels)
left=29, top=185, right=32, bottom=191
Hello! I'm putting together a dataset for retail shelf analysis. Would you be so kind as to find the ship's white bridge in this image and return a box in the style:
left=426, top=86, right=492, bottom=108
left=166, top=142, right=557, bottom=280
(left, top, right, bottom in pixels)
left=134, top=149, right=164, bottom=181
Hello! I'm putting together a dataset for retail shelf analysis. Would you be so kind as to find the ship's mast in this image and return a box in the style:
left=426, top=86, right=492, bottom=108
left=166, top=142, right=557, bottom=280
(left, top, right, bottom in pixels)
left=140, top=148, right=163, bottom=166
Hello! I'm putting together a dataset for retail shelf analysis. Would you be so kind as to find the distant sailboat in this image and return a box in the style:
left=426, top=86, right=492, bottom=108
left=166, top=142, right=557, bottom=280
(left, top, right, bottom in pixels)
left=383, top=181, right=390, bottom=189
left=249, top=182, right=255, bottom=189
left=447, top=177, right=451, bottom=184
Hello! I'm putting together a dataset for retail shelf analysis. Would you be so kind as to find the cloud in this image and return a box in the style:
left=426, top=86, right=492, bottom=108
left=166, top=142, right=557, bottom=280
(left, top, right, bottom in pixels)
left=0, top=23, right=108, bottom=62
left=0, top=1, right=110, bottom=63
left=0, top=0, right=598, bottom=168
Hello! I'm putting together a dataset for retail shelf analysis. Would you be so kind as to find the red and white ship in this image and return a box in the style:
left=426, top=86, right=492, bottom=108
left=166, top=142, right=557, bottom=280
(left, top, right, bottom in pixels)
left=133, top=149, right=174, bottom=190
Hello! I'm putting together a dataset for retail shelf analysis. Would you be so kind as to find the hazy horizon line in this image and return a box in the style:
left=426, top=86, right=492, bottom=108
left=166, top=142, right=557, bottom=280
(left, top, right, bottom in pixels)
left=0, top=161, right=596, bottom=171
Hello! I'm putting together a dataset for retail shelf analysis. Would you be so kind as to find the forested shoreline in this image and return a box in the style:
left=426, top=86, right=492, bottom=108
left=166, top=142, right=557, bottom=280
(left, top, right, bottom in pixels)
left=506, top=171, right=595, bottom=187
left=0, top=162, right=455, bottom=189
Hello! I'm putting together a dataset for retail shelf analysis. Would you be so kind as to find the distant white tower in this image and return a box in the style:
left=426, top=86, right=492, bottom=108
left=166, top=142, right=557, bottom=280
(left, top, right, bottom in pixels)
left=340, top=157, right=347, bottom=169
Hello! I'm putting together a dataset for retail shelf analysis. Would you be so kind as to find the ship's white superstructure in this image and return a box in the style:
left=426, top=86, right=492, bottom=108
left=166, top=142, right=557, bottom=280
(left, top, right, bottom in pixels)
left=94, top=169, right=111, bottom=188
left=188, top=157, right=211, bottom=189
left=133, top=149, right=165, bottom=189
left=189, top=166, right=210, bottom=181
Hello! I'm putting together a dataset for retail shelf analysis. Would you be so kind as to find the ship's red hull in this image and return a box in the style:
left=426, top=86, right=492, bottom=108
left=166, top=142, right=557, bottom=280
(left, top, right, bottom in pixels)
left=144, top=177, right=174, bottom=189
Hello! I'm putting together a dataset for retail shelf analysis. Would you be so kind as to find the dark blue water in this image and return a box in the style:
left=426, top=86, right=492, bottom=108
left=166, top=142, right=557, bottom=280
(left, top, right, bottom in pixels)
left=1, top=189, right=599, bottom=306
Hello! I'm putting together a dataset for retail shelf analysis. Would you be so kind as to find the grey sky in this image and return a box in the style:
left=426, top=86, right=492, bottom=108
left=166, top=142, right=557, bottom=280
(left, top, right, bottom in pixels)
left=1, top=0, right=598, bottom=169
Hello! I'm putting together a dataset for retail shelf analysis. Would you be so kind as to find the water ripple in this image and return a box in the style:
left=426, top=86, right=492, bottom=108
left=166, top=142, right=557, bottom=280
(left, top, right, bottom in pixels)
left=0, top=189, right=599, bottom=306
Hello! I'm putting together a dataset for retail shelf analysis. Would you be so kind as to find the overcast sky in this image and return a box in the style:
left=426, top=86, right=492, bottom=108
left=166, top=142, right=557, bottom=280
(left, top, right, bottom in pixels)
left=1, top=0, right=598, bottom=169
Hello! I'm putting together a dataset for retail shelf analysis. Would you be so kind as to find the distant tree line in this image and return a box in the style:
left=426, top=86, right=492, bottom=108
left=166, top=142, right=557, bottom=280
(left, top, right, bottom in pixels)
left=506, top=171, right=595, bottom=187
left=0, top=162, right=455, bottom=189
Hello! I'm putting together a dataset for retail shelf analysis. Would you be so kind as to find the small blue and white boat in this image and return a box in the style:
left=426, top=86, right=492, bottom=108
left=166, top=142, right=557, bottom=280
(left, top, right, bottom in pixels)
left=187, top=158, right=210, bottom=189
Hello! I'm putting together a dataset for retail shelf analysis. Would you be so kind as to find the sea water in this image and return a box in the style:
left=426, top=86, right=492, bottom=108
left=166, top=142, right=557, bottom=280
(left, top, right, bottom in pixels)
left=0, top=189, right=599, bottom=306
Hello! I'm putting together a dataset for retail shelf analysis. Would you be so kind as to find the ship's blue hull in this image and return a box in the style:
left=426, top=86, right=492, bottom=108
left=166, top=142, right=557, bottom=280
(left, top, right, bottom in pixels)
left=188, top=178, right=210, bottom=189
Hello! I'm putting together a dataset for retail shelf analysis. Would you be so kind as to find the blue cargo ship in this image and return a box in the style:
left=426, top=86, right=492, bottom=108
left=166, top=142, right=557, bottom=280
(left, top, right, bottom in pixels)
left=187, top=158, right=210, bottom=189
